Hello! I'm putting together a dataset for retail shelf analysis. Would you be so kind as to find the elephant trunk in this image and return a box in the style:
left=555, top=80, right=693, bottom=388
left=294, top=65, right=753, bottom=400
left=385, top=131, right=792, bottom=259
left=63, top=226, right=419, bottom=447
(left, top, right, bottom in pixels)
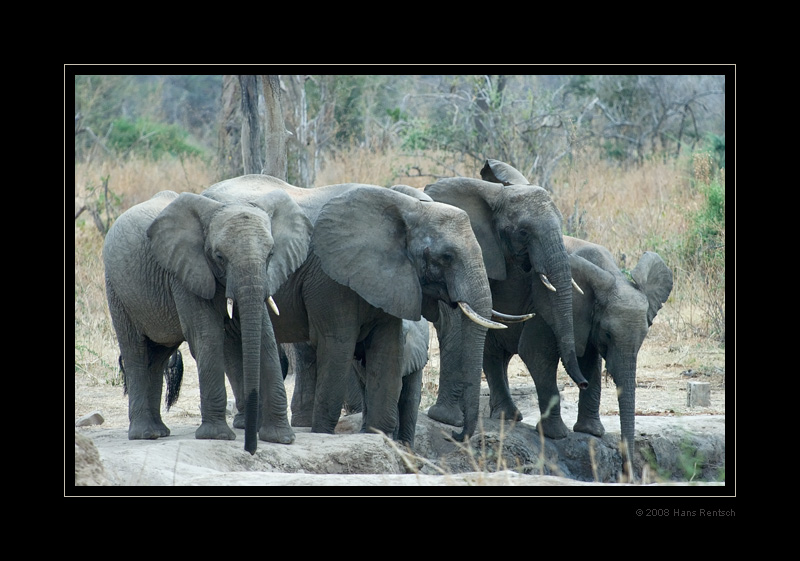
left=608, top=350, right=637, bottom=474
left=535, top=235, right=588, bottom=390
left=451, top=266, right=493, bottom=442
left=235, top=284, right=267, bottom=455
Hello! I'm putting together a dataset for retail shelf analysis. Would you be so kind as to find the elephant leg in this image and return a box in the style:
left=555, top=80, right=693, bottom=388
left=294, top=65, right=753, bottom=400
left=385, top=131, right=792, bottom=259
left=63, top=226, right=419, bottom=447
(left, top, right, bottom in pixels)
left=361, top=320, right=404, bottom=438
left=484, top=330, right=522, bottom=422
left=184, top=319, right=236, bottom=441
left=428, top=303, right=465, bottom=427
left=312, top=333, right=357, bottom=434
left=344, top=358, right=365, bottom=414
left=396, top=367, right=423, bottom=448
left=117, top=327, right=171, bottom=440
left=289, top=342, right=317, bottom=427
left=573, top=347, right=605, bottom=437
left=519, top=321, right=569, bottom=439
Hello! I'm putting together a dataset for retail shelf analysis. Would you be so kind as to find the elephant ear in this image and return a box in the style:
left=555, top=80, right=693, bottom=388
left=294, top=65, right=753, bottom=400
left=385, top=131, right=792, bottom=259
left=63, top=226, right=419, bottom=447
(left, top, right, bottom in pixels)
left=424, top=178, right=507, bottom=280
left=402, top=319, right=430, bottom=374
left=390, top=184, right=433, bottom=202
left=249, top=190, right=313, bottom=291
left=630, top=251, right=674, bottom=326
left=147, top=192, right=222, bottom=300
left=568, top=253, right=616, bottom=356
left=312, top=186, right=422, bottom=320
left=480, top=159, right=530, bottom=185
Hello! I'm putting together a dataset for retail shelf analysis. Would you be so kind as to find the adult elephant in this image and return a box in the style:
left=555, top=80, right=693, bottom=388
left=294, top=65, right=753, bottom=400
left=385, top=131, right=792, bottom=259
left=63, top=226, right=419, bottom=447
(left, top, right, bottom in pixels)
left=204, top=176, right=514, bottom=442
left=423, top=160, right=589, bottom=428
left=103, top=189, right=312, bottom=454
left=504, top=236, right=673, bottom=468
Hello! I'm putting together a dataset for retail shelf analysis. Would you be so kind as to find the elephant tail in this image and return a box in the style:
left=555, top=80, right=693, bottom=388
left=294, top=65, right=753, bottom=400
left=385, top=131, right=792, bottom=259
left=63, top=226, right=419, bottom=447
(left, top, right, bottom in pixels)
left=119, top=355, right=128, bottom=396
left=164, top=350, right=184, bottom=410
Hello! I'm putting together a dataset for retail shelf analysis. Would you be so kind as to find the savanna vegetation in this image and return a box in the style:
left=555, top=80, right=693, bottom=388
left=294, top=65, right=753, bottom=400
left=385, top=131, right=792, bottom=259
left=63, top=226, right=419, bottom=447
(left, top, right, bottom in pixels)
left=73, top=73, right=727, bottom=396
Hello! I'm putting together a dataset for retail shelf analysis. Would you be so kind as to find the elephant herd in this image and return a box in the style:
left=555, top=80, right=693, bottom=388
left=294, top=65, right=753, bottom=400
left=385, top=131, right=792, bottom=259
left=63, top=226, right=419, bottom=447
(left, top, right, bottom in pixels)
left=102, top=159, right=673, bottom=463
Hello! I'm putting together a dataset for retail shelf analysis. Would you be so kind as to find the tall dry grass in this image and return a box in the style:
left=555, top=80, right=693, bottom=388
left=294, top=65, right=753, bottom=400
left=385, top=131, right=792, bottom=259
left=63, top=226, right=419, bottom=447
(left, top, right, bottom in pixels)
left=73, top=147, right=724, bottom=384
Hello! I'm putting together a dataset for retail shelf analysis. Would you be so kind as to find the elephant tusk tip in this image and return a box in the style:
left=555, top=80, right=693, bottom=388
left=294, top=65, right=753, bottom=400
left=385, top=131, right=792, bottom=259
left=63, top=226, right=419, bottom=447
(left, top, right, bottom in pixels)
left=227, top=297, right=234, bottom=319
left=539, top=274, right=557, bottom=292
left=572, top=279, right=584, bottom=295
left=490, top=309, right=535, bottom=323
left=268, top=295, right=280, bottom=316
left=458, top=301, right=507, bottom=329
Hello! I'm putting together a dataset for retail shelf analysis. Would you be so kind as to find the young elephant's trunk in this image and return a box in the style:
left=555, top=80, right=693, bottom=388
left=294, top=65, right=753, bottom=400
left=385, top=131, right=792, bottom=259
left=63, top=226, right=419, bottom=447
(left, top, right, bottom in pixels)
left=607, top=348, right=638, bottom=476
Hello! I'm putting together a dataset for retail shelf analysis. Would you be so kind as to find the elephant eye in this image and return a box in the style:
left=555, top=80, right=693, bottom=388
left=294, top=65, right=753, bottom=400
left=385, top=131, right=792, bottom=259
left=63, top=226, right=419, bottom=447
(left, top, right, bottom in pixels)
left=440, top=253, right=453, bottom=265
left=517, top=229, right=529, bottom=239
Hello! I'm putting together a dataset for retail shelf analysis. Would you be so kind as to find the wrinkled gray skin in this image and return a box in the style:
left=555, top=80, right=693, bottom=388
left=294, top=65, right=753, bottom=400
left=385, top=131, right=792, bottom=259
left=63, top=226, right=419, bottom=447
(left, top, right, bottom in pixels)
left=287, top=318, right=429, bottom=448
left=504, top=236, right=673, bottom=466
left=204, top=175, right=499, bottom=442
left=423, top=161, right=589, bottom=429
left=103, top=189, right=312, bottom=454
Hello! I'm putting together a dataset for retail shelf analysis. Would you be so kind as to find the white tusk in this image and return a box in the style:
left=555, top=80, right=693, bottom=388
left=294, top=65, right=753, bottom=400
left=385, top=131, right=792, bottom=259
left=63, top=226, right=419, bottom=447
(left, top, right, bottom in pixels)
left=540, top=274, right=557, bottom=292
left=572, top=278, right=584, bottom=295
left=458, top=301, right=507, bottom=329
left=491, top=309, right=535, bottom=323
left=227, top=297, right=234, bottom=319
left=268, top=296, right=280, bottom=316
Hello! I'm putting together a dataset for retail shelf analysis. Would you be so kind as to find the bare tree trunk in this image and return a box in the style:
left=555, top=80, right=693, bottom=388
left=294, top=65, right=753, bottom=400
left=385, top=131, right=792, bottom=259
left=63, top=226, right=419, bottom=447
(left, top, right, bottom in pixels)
left=261, top=75, right=287, bottom=181
left=217, top=75, right=242, bottom=180
left=238, top=75, right=262, bottom=175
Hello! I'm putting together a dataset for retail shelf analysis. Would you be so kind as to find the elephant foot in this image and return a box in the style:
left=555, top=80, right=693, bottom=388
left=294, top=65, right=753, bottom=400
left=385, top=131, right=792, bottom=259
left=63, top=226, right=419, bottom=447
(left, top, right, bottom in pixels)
left=290, top=413, right=313, bottom=428
left=489, top=400, right=523, bottom=422
left=233, top=412, right=245, bottom=429
left=535, top=415, right=569, bottom=440
left=573, top=417, right=605, bottom=438
left=259, top=421, right=295, bottom=445
left=311, top=420, right=337, bottom=434
left=195, top=420, right=236, bottom=440
left=427, top=403, right=464, bottom=427
left=128, top=418, right=170, bottom=440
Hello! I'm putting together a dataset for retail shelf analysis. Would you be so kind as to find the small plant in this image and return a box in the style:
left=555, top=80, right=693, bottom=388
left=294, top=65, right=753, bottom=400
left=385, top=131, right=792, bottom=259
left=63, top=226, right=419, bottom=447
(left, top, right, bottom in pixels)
left=75, top=344, right=122, bottom=386
left=76, top=175, right=123, bottom=237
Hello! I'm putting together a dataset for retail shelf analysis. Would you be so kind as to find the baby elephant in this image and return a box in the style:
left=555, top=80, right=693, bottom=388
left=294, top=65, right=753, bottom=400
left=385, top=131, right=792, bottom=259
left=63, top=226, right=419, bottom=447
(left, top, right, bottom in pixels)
left=283, top=318, right=430, bottom=448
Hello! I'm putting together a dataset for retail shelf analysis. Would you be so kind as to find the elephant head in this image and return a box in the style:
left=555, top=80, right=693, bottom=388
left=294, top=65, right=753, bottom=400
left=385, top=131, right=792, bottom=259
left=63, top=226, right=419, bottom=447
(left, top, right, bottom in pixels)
left=567, top=238, right=673, bottom=465
left=424, top=164, right=589, bottom=391
left=311, top=186, right=504, bottom=439
left=147, top=191, right=312, bottom=453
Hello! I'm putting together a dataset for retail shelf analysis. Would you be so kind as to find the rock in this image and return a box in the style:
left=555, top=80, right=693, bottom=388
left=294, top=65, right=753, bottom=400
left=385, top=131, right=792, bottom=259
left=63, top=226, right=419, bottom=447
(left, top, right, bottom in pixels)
left=687, top=381, right=711, bottom=407
left=70, top=383, right=725, bottom=488
left=74, top=431, right=110, bottom=486
left=75, top=411, right=104, bottom=427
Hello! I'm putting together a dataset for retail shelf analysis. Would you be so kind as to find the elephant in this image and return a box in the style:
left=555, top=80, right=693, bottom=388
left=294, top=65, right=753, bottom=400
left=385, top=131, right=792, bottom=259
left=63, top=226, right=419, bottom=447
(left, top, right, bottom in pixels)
left=423, top=160, right=589, bottom=430
left=494, top=235, right=673, bottom=466
left=202, top=175, right=519, bottom=443
left=286, top=318, right=429, bottom=448
left=103, top=189, right=312, bottom=454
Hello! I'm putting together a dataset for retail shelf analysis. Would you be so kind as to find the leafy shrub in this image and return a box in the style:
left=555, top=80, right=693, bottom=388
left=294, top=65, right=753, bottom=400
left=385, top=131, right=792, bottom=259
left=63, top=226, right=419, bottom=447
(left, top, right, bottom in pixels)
left=106, top=117, right=204, bottom=160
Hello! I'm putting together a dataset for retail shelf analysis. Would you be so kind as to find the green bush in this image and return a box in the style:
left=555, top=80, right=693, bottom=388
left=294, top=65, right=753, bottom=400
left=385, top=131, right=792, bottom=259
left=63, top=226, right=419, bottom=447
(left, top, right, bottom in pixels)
left=676, top=158, right=725, bottom=341
left=106, top=117, right=204, bottom=160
